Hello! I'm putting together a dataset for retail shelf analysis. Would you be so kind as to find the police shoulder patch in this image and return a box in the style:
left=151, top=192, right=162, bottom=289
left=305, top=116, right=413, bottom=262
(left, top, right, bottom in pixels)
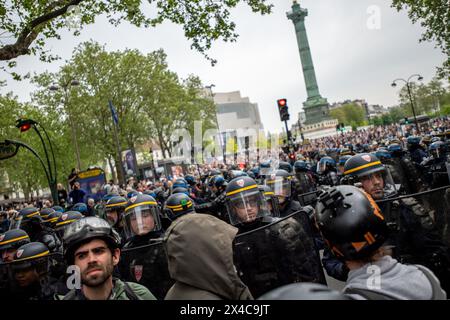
left=130, top=196, right=138, bottom=203
left=0, top=234, right=5, bottom=242
left=236, top=179, right=245, bottom=187
left=61, top=214, right=68, bottom=221
left=16, top=249, right=24, bottom=258
left=361, top=155, right=372, bottom=162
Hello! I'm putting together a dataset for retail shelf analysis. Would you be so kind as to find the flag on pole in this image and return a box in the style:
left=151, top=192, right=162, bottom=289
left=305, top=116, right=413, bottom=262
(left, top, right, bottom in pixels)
left=109, top=100, right=119, bottom=125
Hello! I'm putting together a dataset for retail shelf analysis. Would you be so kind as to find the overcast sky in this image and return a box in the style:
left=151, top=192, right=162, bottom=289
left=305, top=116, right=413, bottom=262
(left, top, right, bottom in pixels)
left=0, top=0, right=446, bottom=133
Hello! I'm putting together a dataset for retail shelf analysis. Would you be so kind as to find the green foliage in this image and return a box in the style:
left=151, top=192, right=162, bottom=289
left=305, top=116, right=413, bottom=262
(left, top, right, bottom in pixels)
left=391, top=0, right=449, bottom=78
left=329, top=103, right=367, bottom=129
left=27, top=41, right=217, bottom=185
left=0, top=0, right=273, bottom=66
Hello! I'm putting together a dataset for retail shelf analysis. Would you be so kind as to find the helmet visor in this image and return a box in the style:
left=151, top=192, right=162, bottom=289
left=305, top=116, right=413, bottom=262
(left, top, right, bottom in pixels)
left=123, top=205, right=161, bottom=239
left=63, top=216, right=112, bottom=243
left=104, top=206, right=125, bottom=227
left=265, top=177, right=291, bottom=197
left=226, top=190, right=270, bottom=226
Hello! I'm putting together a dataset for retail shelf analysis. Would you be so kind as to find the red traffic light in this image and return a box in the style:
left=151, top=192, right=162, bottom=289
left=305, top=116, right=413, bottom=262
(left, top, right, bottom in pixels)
left=19, top=123, right=32, bottom=132
left=277, top=99, right=287, bottom=107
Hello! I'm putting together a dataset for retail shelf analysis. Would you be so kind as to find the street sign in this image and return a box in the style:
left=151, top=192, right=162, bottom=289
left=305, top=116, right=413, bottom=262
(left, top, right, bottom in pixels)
left=0, top=141, right=19, bottom=160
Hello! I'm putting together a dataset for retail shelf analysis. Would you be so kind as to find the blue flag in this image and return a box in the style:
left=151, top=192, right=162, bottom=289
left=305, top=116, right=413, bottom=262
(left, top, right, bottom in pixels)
left=109, top=100, right=119, bottom=125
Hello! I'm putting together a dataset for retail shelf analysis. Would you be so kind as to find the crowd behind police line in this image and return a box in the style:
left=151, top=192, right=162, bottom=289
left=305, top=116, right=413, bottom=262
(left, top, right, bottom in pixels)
left=1, top=117, right=450, bottom=300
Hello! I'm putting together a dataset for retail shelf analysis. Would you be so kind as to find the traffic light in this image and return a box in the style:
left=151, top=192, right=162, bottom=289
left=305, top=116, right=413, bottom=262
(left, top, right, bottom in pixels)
left=277, top=99, right=290, bottom=121
left=15, top=119, right=34, bottom=132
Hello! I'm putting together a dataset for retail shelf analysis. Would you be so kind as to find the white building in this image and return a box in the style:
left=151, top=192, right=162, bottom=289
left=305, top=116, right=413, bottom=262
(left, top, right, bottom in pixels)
left=213, top=91, right=264, bottom=150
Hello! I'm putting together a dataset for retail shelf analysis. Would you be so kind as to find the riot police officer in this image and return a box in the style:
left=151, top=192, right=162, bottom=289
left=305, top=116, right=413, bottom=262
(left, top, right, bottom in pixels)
left=54, top=211, right=84, bottom=239
left=122, top=194, right=164, bottom=248
left=293, top=160, right=317, bottom=206
left=315, top=185, right=446, bottom=300
left=343, top=153, right=450, bottom=293
left=258, top=185, right=280, bottom=217
left=102, top=196, right=127, bottom=230
left=407, top=135, right=428, bottom=165
left=0, top=229, right=30, bottom=263
left=265, top=169, right=303, bottom=218
left=164, top=193, right=195, bottom=223
left=9, top=242, right=65, bottom=300
left=316, top=156, right=339, bottom=186
left=225, top=176, right=273, bottom=233
left=11, top=207, right=62, bottom=254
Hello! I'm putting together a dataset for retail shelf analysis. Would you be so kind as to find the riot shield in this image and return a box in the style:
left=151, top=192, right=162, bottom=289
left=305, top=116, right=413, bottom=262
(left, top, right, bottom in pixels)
left=295, top=172, right=318, bottom=206
left=377, top=186, right=450, bottom=247
left=233, top=210, right=326, bottom=298
left=119, top=240, right=174, bottom=300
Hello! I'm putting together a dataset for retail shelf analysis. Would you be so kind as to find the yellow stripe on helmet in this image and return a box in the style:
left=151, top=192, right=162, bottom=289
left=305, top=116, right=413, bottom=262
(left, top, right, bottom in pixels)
left=125, top=201, right=157, bottom=212
left=344, top=161, right=382, bottom=175
left=226, top=184, right=258, bottom=196
left=14, top=250, right=50, bottom=262
left=0, top=235, right=30, bottom=246
left=105, top=201, right=128, bottom=208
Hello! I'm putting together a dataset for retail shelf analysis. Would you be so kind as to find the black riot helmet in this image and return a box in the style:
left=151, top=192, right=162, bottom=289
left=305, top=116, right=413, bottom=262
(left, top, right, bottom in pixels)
left=264, top=169, right=292, bottom=201
left=343, top=153, right=397, bottom=197
left=103, top=196, right=127, bottom=227
left=43, top=211, right=62, bottom=229
left=10, top=207, right=42, bottom=234
left=258, top=282, right=349, bottom=300
left=54, top=211, right=84, bottom=239
left=164, top=193, right=195, bottom=221
left=0, top=229, right=31, bottom=254
left=39, top=208, right=55, bottom=221
left=278, top=161, right=293, bottom=173
left=11, top=242, right=50, bottom=277
left=123, top=194, right=162, bottom=240
left=63, top=216, right=121, bottom=265
left=258, top=185, right=280, bottom=218
left=315, top=185, right=388, bottom=261
left=225, top=176, right=271, bottom=226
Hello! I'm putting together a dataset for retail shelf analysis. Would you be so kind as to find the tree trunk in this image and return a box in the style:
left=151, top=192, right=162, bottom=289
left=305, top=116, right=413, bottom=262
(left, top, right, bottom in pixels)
left=107, top=155, right=117, bottom=184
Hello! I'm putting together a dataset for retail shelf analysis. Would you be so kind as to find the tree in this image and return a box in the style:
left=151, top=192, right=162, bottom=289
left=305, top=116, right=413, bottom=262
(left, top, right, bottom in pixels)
left=31, top=41, right=217, bottom=184
left=0, top=94, right=57, bottom=200
left=330, top=103, right=366, bottom=129
left=391, top=0, right=450, bottom=78
left=0, top=0, right=272, bottom=66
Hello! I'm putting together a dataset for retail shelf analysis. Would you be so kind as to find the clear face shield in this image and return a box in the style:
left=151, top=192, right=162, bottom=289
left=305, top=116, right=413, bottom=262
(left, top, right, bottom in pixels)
left=263, top=191, right=280, bottom=218
left=358, top=167, right=397, bottom=200
left=123, top=205, right=162, bottom=240
left=265, top=176, right=292, bottom=204
left=317, top=161, right=329, bottom=174
left=103, top=207, right=125, bottom=227
left=226, top=190, right=271, bottom=226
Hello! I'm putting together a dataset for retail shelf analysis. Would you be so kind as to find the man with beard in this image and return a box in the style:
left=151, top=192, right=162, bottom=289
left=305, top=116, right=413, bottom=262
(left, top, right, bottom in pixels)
left=62, top=216, right=156, bottom=300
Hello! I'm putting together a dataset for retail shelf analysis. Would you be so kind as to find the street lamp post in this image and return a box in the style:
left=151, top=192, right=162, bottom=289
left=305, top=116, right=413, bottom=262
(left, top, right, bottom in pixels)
left=391, top=74, right=423, bottom=134
left=205, top=84, right=222, bottom=163
left=50, top=79, right=81, bottom=170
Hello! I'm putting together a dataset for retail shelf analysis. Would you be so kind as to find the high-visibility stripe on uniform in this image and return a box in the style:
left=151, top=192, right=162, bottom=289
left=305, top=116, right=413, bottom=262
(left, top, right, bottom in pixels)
left=226, top=184, right=258, bottom=196
left=125, top=201, right=157, bottom=212
left=0, top=235, right=30, bottom=246
left=14, top=250, right=50, bottom=262
left=343, top=161, right=382, bottom=175
left=264, top=191, right=275, bottom=196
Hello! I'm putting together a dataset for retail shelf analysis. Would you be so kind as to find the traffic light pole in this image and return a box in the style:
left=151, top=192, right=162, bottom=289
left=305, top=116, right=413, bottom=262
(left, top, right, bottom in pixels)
left=284, top=120, right=292, bottom=147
